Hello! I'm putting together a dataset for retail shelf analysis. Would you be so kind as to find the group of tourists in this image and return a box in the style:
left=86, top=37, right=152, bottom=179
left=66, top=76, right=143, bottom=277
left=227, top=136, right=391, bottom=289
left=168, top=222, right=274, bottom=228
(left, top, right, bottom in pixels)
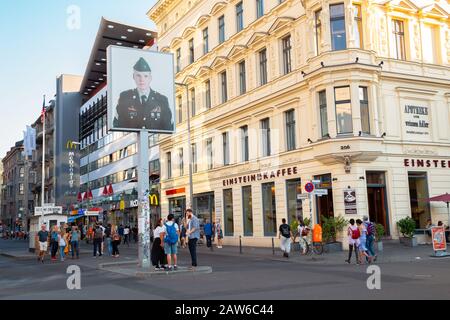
left=346, top=216, right=377, bottom=264
left=151, top=209, right=222, bottom=272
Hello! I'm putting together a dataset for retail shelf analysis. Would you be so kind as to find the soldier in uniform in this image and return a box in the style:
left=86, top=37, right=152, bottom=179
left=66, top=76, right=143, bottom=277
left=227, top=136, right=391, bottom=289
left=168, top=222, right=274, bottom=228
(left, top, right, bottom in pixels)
left=113, top=57, right=173, bottom=131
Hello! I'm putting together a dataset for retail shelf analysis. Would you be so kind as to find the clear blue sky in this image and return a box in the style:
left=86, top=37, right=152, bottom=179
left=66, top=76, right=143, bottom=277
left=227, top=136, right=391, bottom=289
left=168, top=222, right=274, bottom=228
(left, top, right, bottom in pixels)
left=0, top=0, right=157, bottom=157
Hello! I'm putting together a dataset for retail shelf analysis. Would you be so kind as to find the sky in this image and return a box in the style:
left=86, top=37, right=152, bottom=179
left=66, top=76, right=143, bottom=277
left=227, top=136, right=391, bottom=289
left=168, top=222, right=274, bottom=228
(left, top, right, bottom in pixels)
left=0, top=0, right=157, bottom=158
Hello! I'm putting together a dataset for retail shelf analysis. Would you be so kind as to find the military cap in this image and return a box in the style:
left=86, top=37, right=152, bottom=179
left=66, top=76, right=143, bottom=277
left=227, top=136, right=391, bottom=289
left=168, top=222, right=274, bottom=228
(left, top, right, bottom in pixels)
left=134, top=57, right=151, bottom=72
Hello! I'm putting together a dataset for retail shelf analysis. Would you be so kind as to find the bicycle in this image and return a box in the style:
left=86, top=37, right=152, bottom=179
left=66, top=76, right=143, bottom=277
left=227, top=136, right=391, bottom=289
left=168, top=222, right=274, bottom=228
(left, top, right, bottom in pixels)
left=296, top=227, right=324, bottom=256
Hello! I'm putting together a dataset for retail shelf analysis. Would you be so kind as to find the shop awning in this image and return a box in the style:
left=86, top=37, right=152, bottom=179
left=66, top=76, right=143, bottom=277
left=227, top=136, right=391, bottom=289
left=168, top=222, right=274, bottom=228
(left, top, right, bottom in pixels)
left=68, top=214, right=85, bottom=223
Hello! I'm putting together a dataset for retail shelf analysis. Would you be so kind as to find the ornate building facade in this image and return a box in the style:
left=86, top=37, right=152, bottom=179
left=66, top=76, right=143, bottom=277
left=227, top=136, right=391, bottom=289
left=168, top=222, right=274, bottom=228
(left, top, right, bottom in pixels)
left=149, top=0, right=450, bottom=246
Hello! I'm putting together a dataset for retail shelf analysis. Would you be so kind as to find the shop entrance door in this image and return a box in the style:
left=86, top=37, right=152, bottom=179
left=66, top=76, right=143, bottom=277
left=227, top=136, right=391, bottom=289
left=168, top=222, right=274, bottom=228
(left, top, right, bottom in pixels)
left=194, top=193, right=215, bottom=240
left=169, top=197, right=186, bottom=222
left=408, top=172, right=431, bottom=229
left=314, top=174, right=334, bottom=224
left=366, top=171, right=390, bottom=236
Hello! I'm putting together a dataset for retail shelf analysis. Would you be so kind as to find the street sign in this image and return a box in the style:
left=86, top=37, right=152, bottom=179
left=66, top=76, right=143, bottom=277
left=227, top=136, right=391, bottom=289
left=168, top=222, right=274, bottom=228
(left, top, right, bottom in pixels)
left=312, top=180, right=321, bottom=184
left=305, top=182, right=315, bottom=193
left=314, top=189, right=328, bottom=196
left=35, top=206, right=63, bottom=216
left=297, top=194, right=309, bottom=200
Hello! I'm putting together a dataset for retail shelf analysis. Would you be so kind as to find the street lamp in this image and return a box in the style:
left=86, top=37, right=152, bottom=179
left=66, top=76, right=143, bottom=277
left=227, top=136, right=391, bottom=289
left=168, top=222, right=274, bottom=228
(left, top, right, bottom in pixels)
left=175, top=82, right=194, bottom=210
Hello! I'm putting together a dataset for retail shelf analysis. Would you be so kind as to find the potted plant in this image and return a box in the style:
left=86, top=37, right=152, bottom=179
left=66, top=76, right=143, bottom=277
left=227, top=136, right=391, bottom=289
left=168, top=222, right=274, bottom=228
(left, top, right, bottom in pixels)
left=375, top=223, right=385, bottom=252
left=321, top=216, right=347, bottom=252
left=397, top=217, right=417, bottom=247
left=290, top=219, right=300, bottom=251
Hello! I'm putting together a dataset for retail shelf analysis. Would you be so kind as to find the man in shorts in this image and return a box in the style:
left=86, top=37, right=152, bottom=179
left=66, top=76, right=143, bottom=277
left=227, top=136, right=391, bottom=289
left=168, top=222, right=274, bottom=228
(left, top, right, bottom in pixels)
left=36, top=224, right=49, bottom=263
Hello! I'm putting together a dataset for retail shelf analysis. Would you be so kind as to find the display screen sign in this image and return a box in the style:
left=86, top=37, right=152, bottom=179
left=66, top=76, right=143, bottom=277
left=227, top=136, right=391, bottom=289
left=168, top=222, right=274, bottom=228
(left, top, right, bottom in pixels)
left=107, top=46, right=175, bottom=133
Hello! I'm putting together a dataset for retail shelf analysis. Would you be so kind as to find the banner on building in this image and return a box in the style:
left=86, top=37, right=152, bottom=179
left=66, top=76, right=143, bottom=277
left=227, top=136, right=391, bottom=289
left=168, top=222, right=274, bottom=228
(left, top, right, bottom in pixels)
left=107, top=46, right=175, bottom=134
left=23, top=126, right=36, bottom=157
left=344, top=189, right=357, bottom=214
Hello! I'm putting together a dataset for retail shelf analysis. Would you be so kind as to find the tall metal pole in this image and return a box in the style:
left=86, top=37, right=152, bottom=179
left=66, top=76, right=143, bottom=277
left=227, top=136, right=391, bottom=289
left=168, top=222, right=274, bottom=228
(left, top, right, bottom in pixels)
left=138, top=129, right=151, bottom=268
left=41, top=103, right=46, bottom=209
left=175, top=83, right=193, bottom=210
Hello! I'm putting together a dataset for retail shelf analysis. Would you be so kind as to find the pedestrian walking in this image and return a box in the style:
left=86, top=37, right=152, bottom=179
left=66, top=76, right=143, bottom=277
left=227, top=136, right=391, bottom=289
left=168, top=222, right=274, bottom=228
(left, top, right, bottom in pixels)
left=124, top=226, right=130, bottom=247
left=151, top=219, right=166, bottom=271
left=50, top=226, right=60, bottom=261
left=58, top=229, right=67, bottom=262
left=186, top=209, right=200, bottom=270
left=279, top=218, right=293, bottom=258
left=204, top=220, right=213, bottom=248
left=363, top=216, right=377, bottom=261
left=112, top=226, right=121, bottom=258
left=36, top=224, right=49, bottom=263
left=132, top=226, right=138, bottom=243
left=215, top=219, right=223, bottom=249
left=105, top=224, right=113, bottom=256
left=70, top=226, right=81, bottom=259
left=345, top=219, right=360, bottom=264
left=356, top=219, right=372, bottom=264
left=93, top=224, right=103, bottom=257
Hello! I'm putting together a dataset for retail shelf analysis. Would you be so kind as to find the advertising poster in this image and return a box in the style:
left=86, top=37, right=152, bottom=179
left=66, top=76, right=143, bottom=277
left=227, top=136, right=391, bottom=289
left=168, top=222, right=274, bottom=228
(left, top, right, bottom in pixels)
left=432, top=227, right=447, bottom=251
left=107, top=46, right=175, bottom=133
left=344, top=189, right=357, bottom=214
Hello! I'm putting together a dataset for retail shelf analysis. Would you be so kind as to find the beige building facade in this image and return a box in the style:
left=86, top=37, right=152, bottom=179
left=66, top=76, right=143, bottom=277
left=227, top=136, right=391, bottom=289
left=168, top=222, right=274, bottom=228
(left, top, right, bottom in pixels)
left=149, top=0, right=450, bottom=246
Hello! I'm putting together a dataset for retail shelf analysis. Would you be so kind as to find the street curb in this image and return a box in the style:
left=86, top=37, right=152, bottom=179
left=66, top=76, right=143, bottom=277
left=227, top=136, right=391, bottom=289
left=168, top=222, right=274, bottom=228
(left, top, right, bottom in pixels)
left=0, top=251, right=36, bottom=261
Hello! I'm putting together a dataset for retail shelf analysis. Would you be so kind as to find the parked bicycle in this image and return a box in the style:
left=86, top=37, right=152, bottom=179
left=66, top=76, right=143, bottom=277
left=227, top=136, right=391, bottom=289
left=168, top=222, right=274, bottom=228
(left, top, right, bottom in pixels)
left=295, top=226, right=324, bottom=256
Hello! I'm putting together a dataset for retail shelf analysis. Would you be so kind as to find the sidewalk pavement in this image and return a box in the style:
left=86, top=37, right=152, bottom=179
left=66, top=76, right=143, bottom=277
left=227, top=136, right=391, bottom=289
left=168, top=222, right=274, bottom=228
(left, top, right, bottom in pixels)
left=1, top=238, right=446, bottom=267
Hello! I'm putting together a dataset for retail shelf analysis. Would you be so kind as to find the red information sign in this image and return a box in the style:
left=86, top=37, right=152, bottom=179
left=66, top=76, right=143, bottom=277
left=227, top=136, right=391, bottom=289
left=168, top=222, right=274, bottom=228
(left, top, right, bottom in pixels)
left=432, top=227, right=447, bottom=251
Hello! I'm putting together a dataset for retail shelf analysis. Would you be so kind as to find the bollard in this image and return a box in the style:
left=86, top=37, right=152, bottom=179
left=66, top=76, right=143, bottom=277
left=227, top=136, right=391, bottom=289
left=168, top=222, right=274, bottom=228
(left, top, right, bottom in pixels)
left=272, top=237, right=275, bottom=256
left=239, top=236, right=242, bottom=254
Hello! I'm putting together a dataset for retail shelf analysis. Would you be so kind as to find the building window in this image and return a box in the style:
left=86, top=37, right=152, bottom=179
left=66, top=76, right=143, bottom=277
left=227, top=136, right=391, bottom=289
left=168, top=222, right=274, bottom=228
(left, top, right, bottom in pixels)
left=392, top=19, right=406, bottom=60
left=19, top=167, right=25, bottom=178
left=353, top=4, right=363, bottom=48
left=206, top=138, right=213, bottom=170
left=178, top=148, right=184, bottom=176
left=282, top=35, right=292, bottom=75
left=242, top=186, right=253, bottom=236
left=262, top=182, right=276, bottom=236
left=190, top=88, right=196, bottom=117
left=219, top=15, right=226, bottom=44
left=167, top=152, right=172, bottom=179
left=335, top=86, right=353, bottom=134
left=240, top=125, right=249, bottom=162
left=236, top=2, right=244, bottom=33
left=223, top=132, right=230, bottom=166
left=220, top=71, right=228, bottom=103
left=177, top=96, right=183, bottom=123
left=359, top=87, right=370, bottom=134
left=191, top=143, right=198, bottom=173
left=285, top=109, right=296, bottom=151
left=315, top=9, right=322, bottom=55
left=238, top=60, right=246, bottom=95
left=205, top=80, right=211, bottom=109
left=256, top=0, right=264, bottom=19
left=176, top=48, right=181, bottom=72
left=261, top=118, right=271, bottom=157
left=422, top=24, right=438, bottom=64
left=259, top=48, right=268, bottom=86
left=203, top=28, right=209, bottom=54
left=19, top=183, right=24, bottom=195
left=319, top=90, right=329, bottom=138
left=223, top=189, right=234, bottom=236
left=189, top=38, right=194, bottom=64
left=330, top=3, right=346, bottom=51
left=287, top=179, right=303, bottom=224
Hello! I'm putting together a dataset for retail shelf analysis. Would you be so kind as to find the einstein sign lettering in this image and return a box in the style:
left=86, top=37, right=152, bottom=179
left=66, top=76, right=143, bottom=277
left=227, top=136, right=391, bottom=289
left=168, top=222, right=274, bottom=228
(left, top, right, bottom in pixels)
left=404, top=105, right=430, bottom=141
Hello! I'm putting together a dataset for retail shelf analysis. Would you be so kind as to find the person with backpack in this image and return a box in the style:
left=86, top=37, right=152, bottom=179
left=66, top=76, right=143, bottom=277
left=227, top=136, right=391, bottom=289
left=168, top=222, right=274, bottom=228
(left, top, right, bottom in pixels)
left=93, top=224, right=103, bottom=257
left=50, top=226, right=60, bottom=262
left=161, top=214, right=180, bottom=271
left=279, top=219, right=293, bottom=258
left=346, top=219, right=360, bottom=264
left=356, top=219, right=373, bottom=264
left=104, top=224, right=113, bottom=256
left=363, top=216, right=377, bottom=261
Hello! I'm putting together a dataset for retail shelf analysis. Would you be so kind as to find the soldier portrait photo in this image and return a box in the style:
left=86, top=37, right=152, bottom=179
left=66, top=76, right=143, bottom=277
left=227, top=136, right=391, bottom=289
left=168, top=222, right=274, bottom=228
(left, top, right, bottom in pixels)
left=109, top=47, right=175, bottom=133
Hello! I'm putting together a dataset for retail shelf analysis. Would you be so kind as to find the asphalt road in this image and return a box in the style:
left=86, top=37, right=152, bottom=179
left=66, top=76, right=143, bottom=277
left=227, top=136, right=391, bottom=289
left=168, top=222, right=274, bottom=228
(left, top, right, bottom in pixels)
left=1, top=240, right=450, bottom=300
